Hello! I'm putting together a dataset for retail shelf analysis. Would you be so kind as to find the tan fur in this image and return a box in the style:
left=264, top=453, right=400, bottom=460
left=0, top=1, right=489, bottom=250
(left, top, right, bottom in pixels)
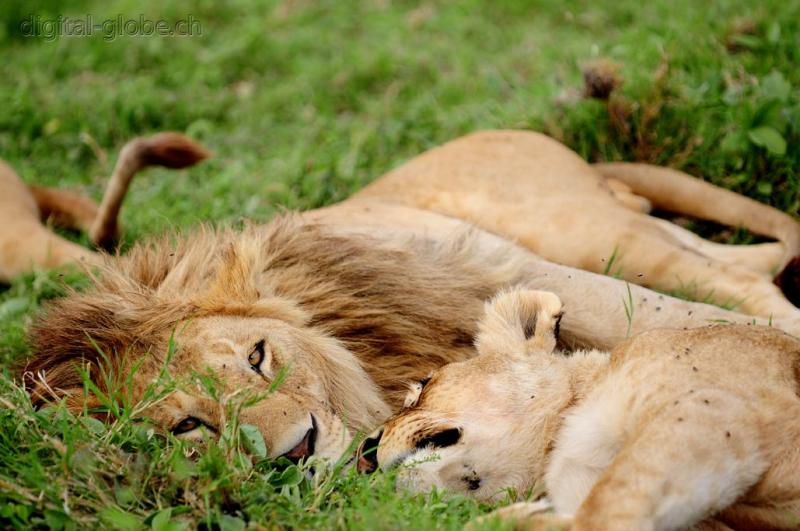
left=349, top=131, right=800, bottom=318
left=22, top=129, right=800, bottom=463
left=375, top=288, right=800, bottom=530
left=0, top=132, right=208, bottom=282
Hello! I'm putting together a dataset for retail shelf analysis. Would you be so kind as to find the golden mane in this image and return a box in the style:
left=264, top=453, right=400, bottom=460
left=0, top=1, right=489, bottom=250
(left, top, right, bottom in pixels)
left=24, top=215, right=520, bottom=411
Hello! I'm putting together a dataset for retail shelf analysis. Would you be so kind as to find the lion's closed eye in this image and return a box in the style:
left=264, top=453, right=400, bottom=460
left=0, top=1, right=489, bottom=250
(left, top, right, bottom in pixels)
left=415, top=427, right=462, bottom=449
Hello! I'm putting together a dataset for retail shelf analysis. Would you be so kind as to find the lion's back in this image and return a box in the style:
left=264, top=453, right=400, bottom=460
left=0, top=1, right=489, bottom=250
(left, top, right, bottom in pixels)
left=609, top=324, right=800, bottom=397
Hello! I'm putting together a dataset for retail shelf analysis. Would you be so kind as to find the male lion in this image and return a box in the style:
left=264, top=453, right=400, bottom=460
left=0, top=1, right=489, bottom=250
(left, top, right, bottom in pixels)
left=22, top=130, right=800, bottom=462
left=371, top=288, right=800, bottom=530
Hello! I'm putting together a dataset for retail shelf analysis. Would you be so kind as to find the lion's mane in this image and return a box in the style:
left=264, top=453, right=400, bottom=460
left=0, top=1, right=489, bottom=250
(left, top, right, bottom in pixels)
left=24, top=216, right=524, bottom=416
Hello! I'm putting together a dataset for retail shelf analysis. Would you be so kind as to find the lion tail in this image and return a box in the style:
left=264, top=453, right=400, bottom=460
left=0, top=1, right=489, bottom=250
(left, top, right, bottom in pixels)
left=88, top=132, right=209, bottom=250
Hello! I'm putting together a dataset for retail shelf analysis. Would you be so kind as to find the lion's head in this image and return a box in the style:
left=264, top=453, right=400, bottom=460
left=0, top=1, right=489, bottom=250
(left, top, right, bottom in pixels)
left=23, top=216, right=495, bottom=462
left=22, top=220, right=408, bottom=461
left=360, top=289, right=575, bottom=499
left=133, top=310, right=391, bottom=460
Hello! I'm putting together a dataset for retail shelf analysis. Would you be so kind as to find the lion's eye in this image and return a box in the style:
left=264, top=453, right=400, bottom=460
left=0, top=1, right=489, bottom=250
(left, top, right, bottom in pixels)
left=172, top=417, right=202, bottom=434
left=248, top=340, right=266, bottom=371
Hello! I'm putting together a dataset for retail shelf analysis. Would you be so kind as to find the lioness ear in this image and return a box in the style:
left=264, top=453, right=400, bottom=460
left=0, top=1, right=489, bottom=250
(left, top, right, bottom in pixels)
left=402, top=374, right=431, bottom=409
left=475, top=289, right=563, bottom=358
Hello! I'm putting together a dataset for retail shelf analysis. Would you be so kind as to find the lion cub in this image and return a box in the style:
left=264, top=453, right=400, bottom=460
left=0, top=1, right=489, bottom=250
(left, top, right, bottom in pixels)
left=369, top=289, right=800, bottom=530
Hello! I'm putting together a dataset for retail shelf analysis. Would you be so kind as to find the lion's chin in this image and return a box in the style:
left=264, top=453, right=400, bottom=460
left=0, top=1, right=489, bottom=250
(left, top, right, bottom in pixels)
left=281, top=415, right=318, bottom=463
left=278, top=412, right=353, bottom=464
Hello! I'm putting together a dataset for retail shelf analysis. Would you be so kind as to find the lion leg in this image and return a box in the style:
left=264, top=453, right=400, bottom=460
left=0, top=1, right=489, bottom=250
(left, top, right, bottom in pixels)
left=514, top=206, right=800, bottom=318
left=716, top=399, right=800, bottom=529
left=514, top=256, right=800, bottom=349
left=0, top=160, right=99, bottom=283
left=0, top=221, right=98, bottom=282
left=460, top=214, right=800, bottom=343
left=470, top=501, right=573, bottom=531
left=649, top=217, right=785, bottom=277
left=613, top=224, right=799, bottom=318
left=566, top=395, right=768, bottom=531
left=465, top=196, right=798, bottom=319
left=502, top=221, right=800, bottom=348
left=605, top=178, right=653, bottom=214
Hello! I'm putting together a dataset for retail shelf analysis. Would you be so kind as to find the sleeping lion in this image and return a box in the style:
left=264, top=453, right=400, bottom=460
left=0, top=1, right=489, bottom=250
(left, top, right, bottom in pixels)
left=22, top=130, right=800, bottom=464
left=369, top=288, right=800, bottom=530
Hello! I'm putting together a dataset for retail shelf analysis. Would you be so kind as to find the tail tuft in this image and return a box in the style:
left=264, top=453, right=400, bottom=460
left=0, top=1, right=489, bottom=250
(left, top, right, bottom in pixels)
left=139, top=132, right=210, bottom=169
left=775, top=256, right=800, bottom=308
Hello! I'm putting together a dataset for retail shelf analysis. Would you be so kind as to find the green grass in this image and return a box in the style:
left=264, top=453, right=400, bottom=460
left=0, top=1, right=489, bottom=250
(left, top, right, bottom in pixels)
left=1, top=0, right=799, bottom=528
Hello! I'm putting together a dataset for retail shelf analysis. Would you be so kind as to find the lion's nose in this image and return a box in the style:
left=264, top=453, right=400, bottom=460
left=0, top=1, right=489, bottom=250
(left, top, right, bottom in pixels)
left=356, top=427, right=383, bottom=473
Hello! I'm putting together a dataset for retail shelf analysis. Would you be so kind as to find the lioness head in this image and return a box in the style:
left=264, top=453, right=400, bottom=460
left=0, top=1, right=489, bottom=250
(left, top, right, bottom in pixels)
left=360, top=289, right=572, bottom=499
left=24, top=222, right=392, bottom=462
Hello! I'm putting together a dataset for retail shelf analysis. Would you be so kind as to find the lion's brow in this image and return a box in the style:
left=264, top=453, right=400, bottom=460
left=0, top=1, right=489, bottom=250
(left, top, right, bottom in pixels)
left=210, top=338, right=240, bottom=355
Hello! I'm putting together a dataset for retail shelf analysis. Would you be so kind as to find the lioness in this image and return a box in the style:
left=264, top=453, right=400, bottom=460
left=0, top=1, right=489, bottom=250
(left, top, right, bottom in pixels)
left=371, top=288, right=800, bottom=530
left=370, top=290, right=800, bottom=529
left=23, top=130, right=800, bottom=463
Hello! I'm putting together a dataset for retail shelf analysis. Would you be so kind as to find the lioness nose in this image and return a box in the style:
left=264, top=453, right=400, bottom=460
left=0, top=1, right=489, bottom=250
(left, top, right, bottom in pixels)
left=356, top=428, right=383, bottom=473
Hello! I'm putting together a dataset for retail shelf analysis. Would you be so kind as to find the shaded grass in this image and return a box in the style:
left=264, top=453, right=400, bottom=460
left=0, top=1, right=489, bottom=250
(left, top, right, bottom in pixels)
left=1, top=0, right=799, bottom=528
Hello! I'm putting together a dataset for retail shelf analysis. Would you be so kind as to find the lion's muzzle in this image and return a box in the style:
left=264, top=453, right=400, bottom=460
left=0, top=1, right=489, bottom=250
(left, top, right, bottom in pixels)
left=281, top=414, right=318, bottom=462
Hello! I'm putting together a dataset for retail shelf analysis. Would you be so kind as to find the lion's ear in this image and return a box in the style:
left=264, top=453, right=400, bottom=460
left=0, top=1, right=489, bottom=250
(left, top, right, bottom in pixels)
left=475, top=289, right=563, bottom=358
left=23, top=358, right=109, bottom=415
left=24, top=291, right=140, bottom=414
left=402, top=379, right=425, bottom=409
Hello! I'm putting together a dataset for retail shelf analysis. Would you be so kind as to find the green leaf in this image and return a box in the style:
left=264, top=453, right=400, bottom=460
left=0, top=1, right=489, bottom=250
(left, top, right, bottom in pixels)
left=0, top=297, right=30, bottom=320
left=218, top=515, right=246, bottom=531
left=273, top=465, right=304, bottom=487
left=761, top=71, right=791, bottom=102
left=80, top=416, right=106, bottom=435
left=99, top=507, right=141, bottom=531
left=68, top=447, right=97, bottom=473
left=239, top=424, right=267, bottom=458
left=719, top=131, right=746, bottom=153
left=757, top=181, right=773, bottom=195
left=151, top=508, right=172, bottom=531
left=149, top=507, right=186, bottom=531
left=44, top=509, right=71, bottom=531
left=747, top=126, right=787, bottom=156
left=168, top=453, right=197, bottom=481
left=114, top=485, right=138, bottom=507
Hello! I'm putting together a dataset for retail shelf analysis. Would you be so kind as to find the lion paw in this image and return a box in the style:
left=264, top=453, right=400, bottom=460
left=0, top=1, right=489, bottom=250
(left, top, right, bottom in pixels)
left=479, top=289, right=564, bottom=356
left=469, top=500, right=572, bottom=530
